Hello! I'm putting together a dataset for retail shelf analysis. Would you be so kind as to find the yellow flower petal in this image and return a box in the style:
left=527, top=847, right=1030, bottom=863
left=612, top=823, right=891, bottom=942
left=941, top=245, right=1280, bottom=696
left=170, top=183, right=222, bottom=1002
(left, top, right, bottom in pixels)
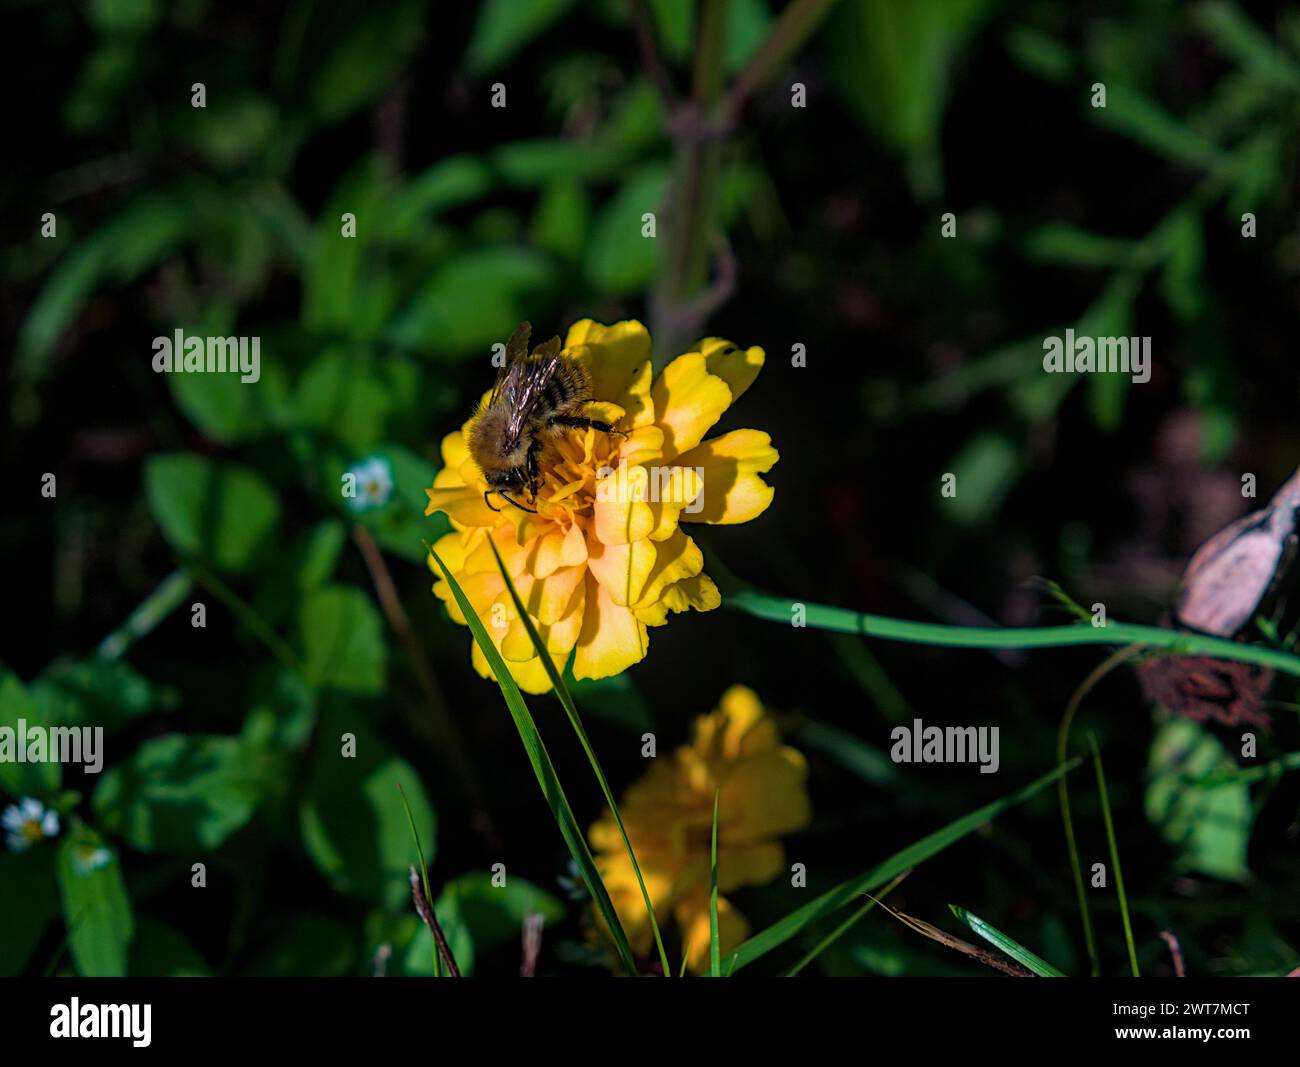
left=425, top=484, right=497, bottom=528
left=691, top=338, right=765, bottom=404
left=651, top=353, right=733, bottom=460
left=574, top=573, right=649, bottom=681
left=677, top=891, right=749, bottom=975
left=673, top=429, right=778, bottom=525
left=587, top=537, right=656, bottom=607
left=565, top=319, right=652, bottom=412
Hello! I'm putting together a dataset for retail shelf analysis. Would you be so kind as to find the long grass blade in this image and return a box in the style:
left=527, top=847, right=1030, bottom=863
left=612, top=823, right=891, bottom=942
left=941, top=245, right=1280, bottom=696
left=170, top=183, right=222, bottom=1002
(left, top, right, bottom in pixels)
left=484, top=538, right=671, bottom=976
left=724, top=759, right=1079, bottom=972
left=1090, top=733, right=1139, bottom=976
left=428, top=546, right=639, bottom=976
left=783, top=870, right=910, bottom=977
left=948, top=905, right=1066, bottom=976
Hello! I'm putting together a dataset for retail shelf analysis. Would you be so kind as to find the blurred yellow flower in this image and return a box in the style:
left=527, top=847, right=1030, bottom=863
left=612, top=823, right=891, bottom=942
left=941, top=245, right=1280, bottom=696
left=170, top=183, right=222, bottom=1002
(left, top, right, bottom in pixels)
left=425, top=319, right=777, bottom=693
left=590, top=685, right=811, bottom=973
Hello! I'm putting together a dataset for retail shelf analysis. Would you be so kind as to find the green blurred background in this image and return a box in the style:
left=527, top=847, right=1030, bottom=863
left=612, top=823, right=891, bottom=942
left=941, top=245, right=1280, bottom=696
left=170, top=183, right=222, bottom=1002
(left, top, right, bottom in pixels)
left=3, top=0, right=1300, bottom=976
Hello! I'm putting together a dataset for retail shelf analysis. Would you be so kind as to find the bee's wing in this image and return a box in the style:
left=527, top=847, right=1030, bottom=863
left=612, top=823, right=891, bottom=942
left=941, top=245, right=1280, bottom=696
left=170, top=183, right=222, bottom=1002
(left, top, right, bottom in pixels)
left=1175, top=508, right=1286, bottom=635
left=489, top=321, right=533, bottom=407
left=504, top=339, right=562, bottom=449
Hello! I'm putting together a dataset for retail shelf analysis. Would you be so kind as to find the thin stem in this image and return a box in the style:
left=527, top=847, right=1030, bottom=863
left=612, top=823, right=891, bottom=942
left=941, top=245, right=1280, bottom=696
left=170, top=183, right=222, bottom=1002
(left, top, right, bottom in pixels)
left=182, top=558, right=300, bottom=670
left=1055, top=646, right=1140, bottom=976
left=1090, top=733, right=1139, bottom=977
left=723, top=586, right=1300, bottom=679
left=95, top=569, right=193, bottom=661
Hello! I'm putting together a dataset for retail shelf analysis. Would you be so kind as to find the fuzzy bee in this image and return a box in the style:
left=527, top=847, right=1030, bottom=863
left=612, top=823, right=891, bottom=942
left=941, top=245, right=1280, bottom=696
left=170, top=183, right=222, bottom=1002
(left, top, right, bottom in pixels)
left=468, top=322, right=623, bottom=513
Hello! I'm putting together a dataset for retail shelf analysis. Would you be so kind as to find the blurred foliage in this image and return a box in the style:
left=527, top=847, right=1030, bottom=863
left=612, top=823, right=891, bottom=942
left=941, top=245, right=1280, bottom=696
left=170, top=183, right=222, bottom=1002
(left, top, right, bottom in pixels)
left=3, top=0, right=1300, bottom=978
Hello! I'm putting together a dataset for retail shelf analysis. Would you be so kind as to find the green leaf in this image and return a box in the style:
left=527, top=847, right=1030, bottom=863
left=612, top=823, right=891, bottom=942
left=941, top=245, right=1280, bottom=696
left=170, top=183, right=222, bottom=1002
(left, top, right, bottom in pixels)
left=1092, top=85, right=1223, bottom=168
left=709, top=789, right=721, bottom=977
left=170, top=356, right=289, bottom=444
left=292, top=351, right=422, bottom=452
left=0, top=849, right=59, bottom=975
left=467, top=0, right=577, bottom=74
left=56, top=829, right=132, bottom=977
left=824, top=0, right=993, bottom=187
left=725, top=760, right=1078, bottom=971
left=92, top=734, right=276, bottom=852
left=297, top=585, right=388, bottom=695
left=584, top=166, right=670, bottom=294
left=948, top=905, right=1066, bottom=976
left=1145, top=718, right=1251, bottom=881
left=30, top=659, right=177, bottom=735
left=943, top=431, right=1021, bottom=526
left=247, top=916, right=355, bottom=976
left=386, top=247, right=555, bottom=356
left=426, top=871, right=565, bottom=976
left=299, top=716, right=436, bottom=909
left=144, top=453, right=280, bottom=573
left=428, top=546, right=639, bottom=975
left=129, top=919, right=211, bottom=977
left=0, top=667, right=61, bottom=795
left=305, top=1, right=426, bottom=125
left=19, top=192, right=191, bottom=380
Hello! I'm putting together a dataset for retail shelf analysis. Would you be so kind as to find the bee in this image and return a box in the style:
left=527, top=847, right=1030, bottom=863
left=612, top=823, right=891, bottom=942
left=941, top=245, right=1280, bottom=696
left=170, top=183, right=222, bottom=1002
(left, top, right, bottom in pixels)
left=468, top=322, right=624, bottom=513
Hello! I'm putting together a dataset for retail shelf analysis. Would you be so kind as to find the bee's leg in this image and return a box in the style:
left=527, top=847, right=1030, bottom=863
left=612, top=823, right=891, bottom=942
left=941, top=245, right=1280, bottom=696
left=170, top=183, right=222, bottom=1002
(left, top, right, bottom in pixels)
left=499, top=491, right=538, bottom=515
left=549, top=414, right=627, bottom=438
left=525, top=442, right=542, bottom=495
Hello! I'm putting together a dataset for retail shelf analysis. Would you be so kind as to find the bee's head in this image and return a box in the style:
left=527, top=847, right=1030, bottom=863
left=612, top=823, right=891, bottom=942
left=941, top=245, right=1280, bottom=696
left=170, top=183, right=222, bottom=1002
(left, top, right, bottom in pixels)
left=485, top=468, right=525, bottom=491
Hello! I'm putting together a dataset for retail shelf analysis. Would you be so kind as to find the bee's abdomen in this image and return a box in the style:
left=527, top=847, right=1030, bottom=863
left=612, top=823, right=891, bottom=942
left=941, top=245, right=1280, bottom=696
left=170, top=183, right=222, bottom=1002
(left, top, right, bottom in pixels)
left=544, top=360, right=590, bottom=414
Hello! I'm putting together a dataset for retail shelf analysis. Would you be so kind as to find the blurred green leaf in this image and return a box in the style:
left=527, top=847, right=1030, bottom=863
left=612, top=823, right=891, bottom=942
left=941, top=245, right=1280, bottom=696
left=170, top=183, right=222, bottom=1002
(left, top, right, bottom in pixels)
left=0, top=667, right=60, bottom=796
left=30, top=658, right=178, bottom=735
left=297, top=585, right=388, bottom=695
left=943, top=431, right=1021, bottom=526
left=144, top=454, right=281, bottom=573
left=824, top=0, right=992, bottom=188
left=305, top=1, right=426, bottom=124
left=169, top=358, right=290, bottom=445
left=20, top=192, right=191, bottom=379
left=92, top=734, right=277, bottom=852
left=129, top=919, right=211, bottom=977
left=1092, top=85, right=1223, bottom=168
left=437, top=871, right=564, bottom=976
left=387, top=246, right=555, bottom=356
left=299, top=715, right=435, bottom=908
left=247, top=915, right=355, bottom=976
left=1145, top=718, right=1251, bottom=881
left=585, top=166, right=670, bottom=293
left=0, top=849, right=59, bottom=975
left=467, top=0, right=577, bottom=75
left=56, top=829, right=132, bottom=977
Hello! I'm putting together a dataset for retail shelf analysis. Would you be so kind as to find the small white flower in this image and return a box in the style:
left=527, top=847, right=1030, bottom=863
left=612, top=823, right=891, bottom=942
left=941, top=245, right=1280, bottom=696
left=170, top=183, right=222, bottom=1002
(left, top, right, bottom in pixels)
left=73, top=844, right=112, bottom=875
left=346, top=456, right=395, bottom=513
left=2, top=797, right=59, bottom=851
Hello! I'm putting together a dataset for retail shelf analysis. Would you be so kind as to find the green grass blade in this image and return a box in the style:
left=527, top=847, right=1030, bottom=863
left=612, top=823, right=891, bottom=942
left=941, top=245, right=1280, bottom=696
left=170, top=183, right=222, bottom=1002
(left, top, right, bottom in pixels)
left=724, top=759, right=1079, bottom=972
left=398, top=782, right=445, bottom=978
left=721, top=584, right=1300, bottom=680
left=484, top=538, right=671, bottom=977
left=1090, top=733, right=1139, bottom=976
left=709, top=788, right=721, bottom=978
left=428, top=546, right=639, bottom=976
left=784, top=870, right=909, bottom=977
left=948, top=905, right=1066, bottom=976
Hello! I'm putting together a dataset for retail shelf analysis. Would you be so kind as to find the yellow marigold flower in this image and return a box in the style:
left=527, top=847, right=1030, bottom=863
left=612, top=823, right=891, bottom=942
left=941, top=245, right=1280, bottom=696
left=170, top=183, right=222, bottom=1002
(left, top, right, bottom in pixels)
left=424, top=320, right=778, bottom=693
left=590, top=685, right=811, bottom=973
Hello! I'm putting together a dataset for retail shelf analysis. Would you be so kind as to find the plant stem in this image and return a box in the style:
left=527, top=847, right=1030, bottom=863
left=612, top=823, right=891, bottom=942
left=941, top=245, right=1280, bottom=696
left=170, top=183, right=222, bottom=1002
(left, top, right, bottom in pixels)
left=95, top=568, right=193, bottom=661
left=723, top=585, right=1300, bottom=679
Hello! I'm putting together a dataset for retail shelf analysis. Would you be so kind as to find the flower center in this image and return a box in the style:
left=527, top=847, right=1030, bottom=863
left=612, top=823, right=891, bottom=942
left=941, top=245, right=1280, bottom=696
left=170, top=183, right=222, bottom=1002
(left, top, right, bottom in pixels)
left=531, top=427, right=621, bottom=521
left=20, top=818, right=43, bottom=842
